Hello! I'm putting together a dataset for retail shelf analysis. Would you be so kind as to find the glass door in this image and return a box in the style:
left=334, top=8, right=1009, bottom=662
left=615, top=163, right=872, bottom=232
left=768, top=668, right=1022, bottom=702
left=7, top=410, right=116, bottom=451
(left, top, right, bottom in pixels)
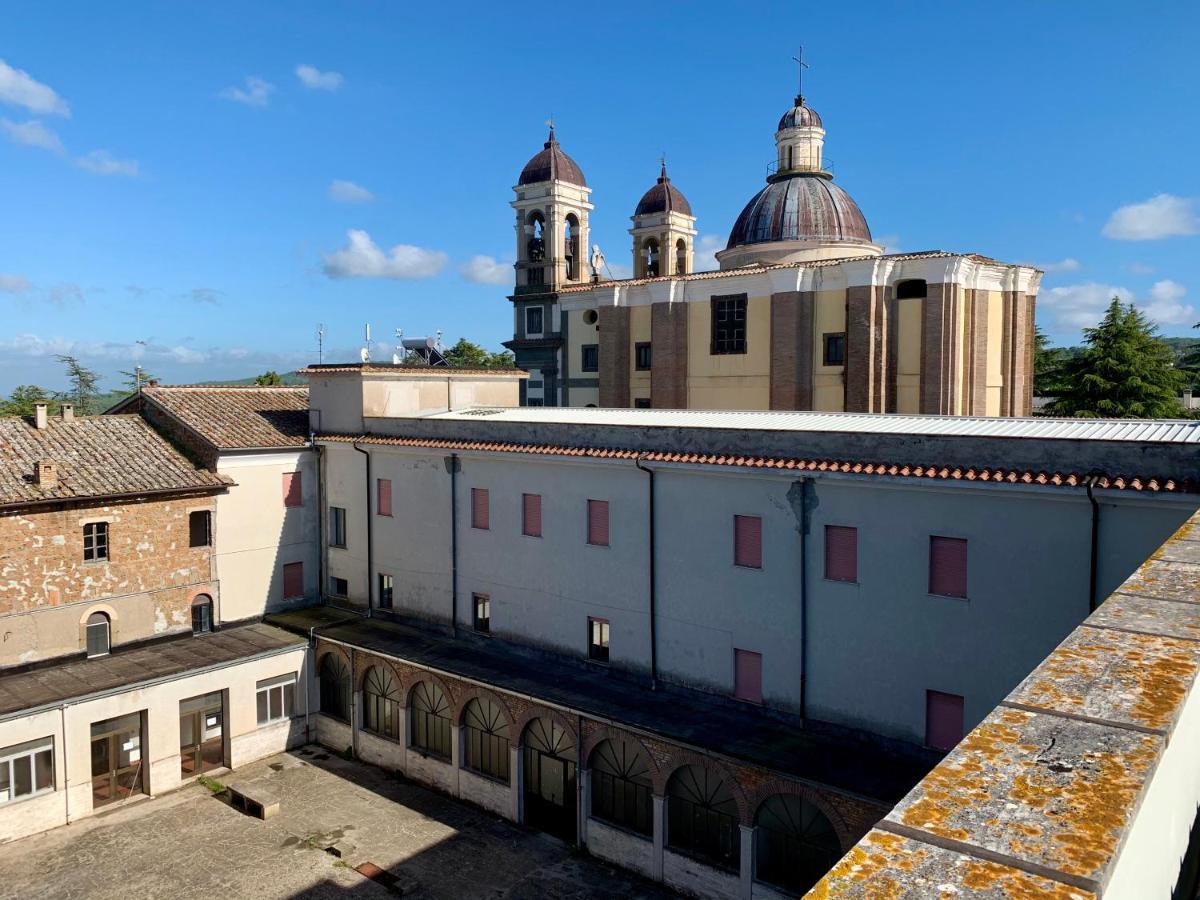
left=90, top=712, right=145, bottom=808
left=179, top=692, right=224, bottom=777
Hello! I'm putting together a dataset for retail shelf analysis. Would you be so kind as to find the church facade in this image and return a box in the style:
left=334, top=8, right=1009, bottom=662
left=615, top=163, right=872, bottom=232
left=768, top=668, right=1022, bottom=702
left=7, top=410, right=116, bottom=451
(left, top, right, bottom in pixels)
left=504, top=91, right=1040, bottom=415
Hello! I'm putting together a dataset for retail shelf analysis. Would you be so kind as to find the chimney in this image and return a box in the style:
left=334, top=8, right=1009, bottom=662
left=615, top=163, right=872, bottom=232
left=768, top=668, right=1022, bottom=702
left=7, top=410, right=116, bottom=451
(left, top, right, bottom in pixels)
left=147, top=379, right=160, bottom=388
left=35, top=460, right=58, bottom=488
left=60, top=403, right=74, bottom=422
left=34, top=402, right=48, bottom=429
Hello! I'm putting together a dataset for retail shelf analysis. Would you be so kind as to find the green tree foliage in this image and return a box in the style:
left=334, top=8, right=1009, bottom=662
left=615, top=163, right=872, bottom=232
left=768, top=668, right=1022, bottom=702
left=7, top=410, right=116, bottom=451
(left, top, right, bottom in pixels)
left=55, top=355, right=101, bottom=415
left=119, top=367, right=157, bottom=392
left=441, top=338, right=515, bottom=369
left=1033, top=325, right=1070, bottom=396
left=254, top=371, right=283, bottom=385
left=1045, top=299, right=1183, bottom=419
left=0, top=385, right=59, bottom=417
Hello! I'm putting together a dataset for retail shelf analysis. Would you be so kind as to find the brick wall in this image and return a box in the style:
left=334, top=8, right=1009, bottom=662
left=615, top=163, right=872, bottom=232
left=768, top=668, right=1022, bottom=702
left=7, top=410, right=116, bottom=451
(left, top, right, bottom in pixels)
left=598, top=306, right=631, bottom=408
left=769, top=291, right=815, bottom=410
left=650, top=302, right=688, bottom=409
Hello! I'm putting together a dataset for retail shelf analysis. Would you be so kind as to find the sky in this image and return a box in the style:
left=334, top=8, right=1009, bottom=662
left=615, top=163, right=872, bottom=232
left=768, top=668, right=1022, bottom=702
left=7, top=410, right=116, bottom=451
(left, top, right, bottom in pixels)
left=2, top=1, right=1199, bottom=394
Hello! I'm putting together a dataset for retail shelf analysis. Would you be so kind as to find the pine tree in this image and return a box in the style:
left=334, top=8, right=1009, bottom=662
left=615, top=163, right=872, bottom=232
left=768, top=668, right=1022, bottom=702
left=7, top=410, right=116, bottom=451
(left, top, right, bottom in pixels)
left=254, top=371, right=283, bottom=385
left=55, top=355, right=101, bottom=415
left=1033, top=325, right=1069, bottom=396
left=1046, top=299, right=1183, bottom=418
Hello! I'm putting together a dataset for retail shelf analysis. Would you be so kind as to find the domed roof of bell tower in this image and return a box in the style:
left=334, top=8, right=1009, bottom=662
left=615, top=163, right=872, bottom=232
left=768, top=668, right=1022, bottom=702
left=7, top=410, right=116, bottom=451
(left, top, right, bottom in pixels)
left=518, top=127, right=588, bottom=187
left=777, top=95, right=823, bottom=131
left=634, top=162, right=692, bottom=217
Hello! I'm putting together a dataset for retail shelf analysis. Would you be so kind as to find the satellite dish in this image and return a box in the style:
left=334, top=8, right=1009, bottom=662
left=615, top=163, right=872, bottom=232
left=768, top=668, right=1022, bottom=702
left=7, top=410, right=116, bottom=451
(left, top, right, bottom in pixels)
left=359, top=347, right=370, bottom=363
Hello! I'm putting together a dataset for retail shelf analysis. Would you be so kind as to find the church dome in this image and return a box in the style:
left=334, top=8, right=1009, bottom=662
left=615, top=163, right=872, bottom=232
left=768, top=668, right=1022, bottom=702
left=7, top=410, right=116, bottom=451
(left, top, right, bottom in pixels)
left=777, top=95, right=823, bottom=131
left=725, top=173, right=872, bottom=249
left=634, top=163, right=692, bottom=217
left=518, top=128, right=587, bottom=187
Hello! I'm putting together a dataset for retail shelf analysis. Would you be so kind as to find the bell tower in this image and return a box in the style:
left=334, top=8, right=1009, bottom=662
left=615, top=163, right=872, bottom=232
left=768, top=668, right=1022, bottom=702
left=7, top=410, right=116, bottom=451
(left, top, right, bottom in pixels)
left=629, top=161, right=697, bottom=278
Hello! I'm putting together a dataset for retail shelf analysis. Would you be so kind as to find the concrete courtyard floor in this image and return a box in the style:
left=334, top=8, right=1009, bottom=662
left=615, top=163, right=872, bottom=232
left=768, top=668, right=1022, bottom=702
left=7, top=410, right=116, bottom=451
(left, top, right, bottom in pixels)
left=0, top=745, right=678, bottom=899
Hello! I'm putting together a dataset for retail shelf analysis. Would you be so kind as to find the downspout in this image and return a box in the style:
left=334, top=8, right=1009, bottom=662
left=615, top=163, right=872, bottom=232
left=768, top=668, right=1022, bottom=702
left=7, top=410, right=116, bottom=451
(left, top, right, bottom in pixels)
left=316, top=443, right=326, bottom=607
left=799, top=476, right=810, bottom=722
left=447, top=453, right=460, bottom=636
left=634, top=454, right=658, bottom=690
left=60, top=704, right=70, bottom=823
left=1085, top=475, right=1101, bottom=613
left=351, top=442, right=373, bottom=616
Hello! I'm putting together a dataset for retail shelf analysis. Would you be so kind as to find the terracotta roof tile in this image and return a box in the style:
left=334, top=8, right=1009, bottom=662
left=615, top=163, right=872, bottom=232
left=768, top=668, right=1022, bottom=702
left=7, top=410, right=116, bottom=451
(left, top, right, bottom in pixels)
left=141, top=386, right=310, bottom=450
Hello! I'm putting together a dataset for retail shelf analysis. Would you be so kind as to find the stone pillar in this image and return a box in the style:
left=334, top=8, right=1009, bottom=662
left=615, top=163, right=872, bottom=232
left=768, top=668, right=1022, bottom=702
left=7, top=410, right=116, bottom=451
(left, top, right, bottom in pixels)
left=598, top=306, right=631, bottom=408
left=651, top=302, right=688, bottom=409
left=846, top=285, right=886, bottom=412
left=739, top=824, right=755, bottom=899
left=921, top=283, right=953, bottom=415
left=398, top=706, right=409, bottom=775
left=769, top=291, right=815, bottom=410
left=967, top=289, right=988, bottom=415
left=512, top=745, right=523, bottom=823
left=450, top=723, right=461, bottom=797
left=579, top=768, right=591, bottom=846
left=652, top=794, right=666, bottom=880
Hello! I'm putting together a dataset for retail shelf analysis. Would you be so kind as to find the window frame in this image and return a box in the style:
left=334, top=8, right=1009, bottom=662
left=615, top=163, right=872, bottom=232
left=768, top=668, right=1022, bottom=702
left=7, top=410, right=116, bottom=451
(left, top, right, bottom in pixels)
left=733, top=515, right=763, bottom=569
left=191, top=596, right=213, bottom=635
left=522, top=493, right=542, bottom=538
left=329, top=576, right=349, bottom=598
left=329, top=506, right=347, bottom=549
left=255, top=674, right=297, bottom=727
left=362, top=666, right=400, bottom=741
left=471, top=488, right=490, bottom=530
left=377, top=478, right=392, bottom=517
left=588, top=616, right=610, bottom=664
left=587, top=499, right=610, bottom=547
left=929, top=536, right=969, bottom=599
left=824, top=525, right=858, bottom=584
left=581, top=344, right=599, bottom=373
left=525, top=305, right=544, bottom=336
left=473, top=593, right=490, bottom=634
left=822, top=332, right=846, bottom=367
left=282, top=561, right=305, bottom=600
left=409, top=682, right=452, bottom=759
left=635, top=342, right=652, bottom=371
left=318, top=654, right=351, bottom=723
left=85, top=612, right=111, bottom=658
left=378, top=573, right=394, bottom=609
left=0, top=738, right=55, bottom=806
left=188, top=510, right=211, bottom=548
left=710, top=294, right=748, bottom=356
left=589, top=739, right=653, bottom=837
left=462, top=697, right=511, bottom=783
left=83, top=521, right=109, bottom=563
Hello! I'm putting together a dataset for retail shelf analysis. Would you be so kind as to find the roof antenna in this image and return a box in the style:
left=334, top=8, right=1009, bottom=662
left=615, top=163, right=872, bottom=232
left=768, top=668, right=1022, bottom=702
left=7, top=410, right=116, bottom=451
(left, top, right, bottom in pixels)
left=317, top=323, right=325, bottom=364
left=360, top=323, right=372, bottom=364
left=792, top=46, right=809, bottom=103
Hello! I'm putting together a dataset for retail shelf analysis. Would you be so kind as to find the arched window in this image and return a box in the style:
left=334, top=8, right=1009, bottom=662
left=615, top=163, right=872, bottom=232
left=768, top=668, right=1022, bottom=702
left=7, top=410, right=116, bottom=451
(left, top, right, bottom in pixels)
left=667, top=765, right=740, bottom=870
left=675, top=239, right=687, bottom=275
left=786, top=145, right=794, bottom=170
left=525, top=212, right=546, bottom=262
left=85, top=612, right=110, bottom=658
left=895, top=279, right=927, bottom=299
left=462, top=697, right=510, bottom=781
left=191, top=595, right=213, bottom=635
left=318, top=654, right=351, bottom=722
left=564, top=214, right=580, bottom=280
left=362, top=666, right=400, bottom=740
left=409, top=681, right=451, bottom=758
left=754, top=794, right=842, bottom=893
left=643, top=238, right=660, bottom=278
left=590, top=739, right=653, bottom=836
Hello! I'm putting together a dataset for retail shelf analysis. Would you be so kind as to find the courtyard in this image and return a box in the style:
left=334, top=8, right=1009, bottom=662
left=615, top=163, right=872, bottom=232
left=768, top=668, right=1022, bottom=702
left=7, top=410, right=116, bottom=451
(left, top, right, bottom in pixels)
left=0, top=746, right=678, bottom=899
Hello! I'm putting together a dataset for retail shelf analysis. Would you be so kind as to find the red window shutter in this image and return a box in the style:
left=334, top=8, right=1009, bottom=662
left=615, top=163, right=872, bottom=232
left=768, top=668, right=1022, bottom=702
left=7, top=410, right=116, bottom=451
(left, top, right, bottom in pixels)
left=523, top=493, right=542, bottom=537
left=282, top=562, right=304, bottom=599
left=282, top=472, right=302, bottom=508
left=377, top=478, right=392, bottom=517
left=925, top=690, right=965, bottom=750
left=825, top=525, right=857, bottom=582
left=587, top=499, right=609, bottom=546
left=734, top=649, right=763, bottom=703
left=734, top=515, right=762, bottom=568
left=930, top=536, right=968, bottom=598
left=472, top=488, right=489, bottom=530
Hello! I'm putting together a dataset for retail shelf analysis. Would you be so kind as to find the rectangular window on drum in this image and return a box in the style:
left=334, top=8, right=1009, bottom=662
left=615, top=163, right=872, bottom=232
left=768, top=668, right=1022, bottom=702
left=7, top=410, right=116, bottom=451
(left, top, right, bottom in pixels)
left=824, top=525, right=857, bottom=583
left=471, top=488, right=489, bottom=530
left=930, top=536, right=968, bottom=598
left=710, top=294, right=748, bottom=355
left=522, top=493, right=542, bottom=537
left=734, top=515, right=762, bottom=569
left=587, top=499, right=609, bottom=547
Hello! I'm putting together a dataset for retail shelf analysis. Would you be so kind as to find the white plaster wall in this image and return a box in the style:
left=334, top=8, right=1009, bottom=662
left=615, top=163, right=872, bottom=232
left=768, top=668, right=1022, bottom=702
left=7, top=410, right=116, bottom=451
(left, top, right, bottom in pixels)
left=308, top=377, right=364, bottom=434
left=355, top=729, right=403, bottom=772
left=663, top=849, right=740, bottom=900
left=323, top=443, right=370, bottom=606
left=315, top=714, right=352, bottom=755
left=0, top=708, right=66, bottom=843
left=458, top=768, right=512, bottom=818
left=586, top=818, right=655, bottom=879
left=406, top=750, right=455, bottom=794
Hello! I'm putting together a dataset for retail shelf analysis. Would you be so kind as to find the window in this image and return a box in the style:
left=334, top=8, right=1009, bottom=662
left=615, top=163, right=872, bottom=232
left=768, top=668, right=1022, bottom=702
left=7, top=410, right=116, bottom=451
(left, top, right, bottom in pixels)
left=526, top=306, right=544, bottom=335
left=522, top=493, right=542, bottom=537
left=824, top=525, right=857, bottom=583
left=634, top=398, right=652, bottom=409
left=473, top=593, right=490, bottom=633
left=0, top=738, right=54, bottom=806
left=734, top=649, right=762, bottom=704
left=410, top=682, right=452, bottom=759
left=362, top=666, right=400, bottom=740
left=590, top=739, right=653, bottom=836
left=635, top=342, right=652, bottom=370
left=329, top=506, right=347, bottom=548
left=189, top=511, right=211, bottom=548
left=926, top=690, right=965, bottom=751
left=471, top=488, right=489, bottom=530
left=823, top=332, right=846, bottom=366
left=734, top=515, right=762, bottom=569
left=930, top=536, right=968, bottom=598
left=588, top=617, right=610, bottom=663
left=329, top=576, right=348, bottom=597
left=318, top=654, right=351, bottom=722
left=83, top=522, right=108, bottom=562
left=282, top=472, right=302, bottom=508
left=256, top=674, right=296, bottom=726
left=895, top=278, right=927, bottom=300
left=675, top=238, right=687, bottom=275
left=587, top=499, right=609, bottom=547
left=85, top=612, right=110, bottom=658
left=754, top=795, right=842, bottom=894
left=282, top=562, right=304, bottom=600
left=462, top=697, right=511, bottom=782
left=581, top=344, right=599, bottom=372
left=667, top=765, right=740, bottom=870
left=378, top=574, right=393, bottom=609
left=377, top=478, right=392, bottom=517
left=191, top=595, right=213, bottom=634
left=527, top=398, right=544, bottom=407
left=710, top=294, right=747, bottom=355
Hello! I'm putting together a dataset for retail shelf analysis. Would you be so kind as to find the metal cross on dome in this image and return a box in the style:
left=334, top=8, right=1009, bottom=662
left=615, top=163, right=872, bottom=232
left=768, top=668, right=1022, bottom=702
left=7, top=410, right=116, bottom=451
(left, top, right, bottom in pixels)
left=792, top=47, right=809, bottom=99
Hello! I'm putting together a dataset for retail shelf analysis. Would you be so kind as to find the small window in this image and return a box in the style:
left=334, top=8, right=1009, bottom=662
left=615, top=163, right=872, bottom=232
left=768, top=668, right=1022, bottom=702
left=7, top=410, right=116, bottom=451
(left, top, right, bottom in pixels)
left=823, top=333, right=846, bottom=367
left=473, top=593, right=490, bottom=633
left=581, top=344, right=599, bottom=372
left=85, top=612, right=110, bottom=658
left=734, top=649, right=763, bottom=703
left=588, top=617, right=610, bottom=663
left=710, top=294, right=748, bottom=355
left=378, top=573, right=393, bottom=609
left=522, top=493, right=542, bottom=537
left=282, top=561, right=304, bottom=599
left=362, top=666, right=400, bottom=740
left=825, top=525, right=857, bottom=583
left=634, top=398, right=651, bottom=409
left=329, top=506, right=347, bottom=548
left=282, top=472, right=302, bottom=508
left=377, top=478, right=392, bottom=517
left=471, top=488, right=489, bottom=530
left=734, top=515, right=762, bottom=569
left=926, top=690, right=965, bottom=750
left=319, top=654, right=351, bottom=722
left=526, top=398, right=544, bottom=407
left=635, top=342, right=652, bottom=370
left=410, top=682, right=452, bottom=759
left=896, top=279, right=927, bottom=300
left=587, top=499, right=609, bottom=547
left=0, top=738, right=55, bottom=805
left=930, top=536, right=968, bottom=598
left=329, top=576, right=349, bottom=597
left=188, top=510, right=211, bottom=548
left=526, top=306, right=544, bottom=335
left=83, top=522, right=109, bottom=562
left=256, top=674, right=297, bottom=726
left=191, top=595, right=213, bottom=634
left=463, top=697, right=511, bottom=782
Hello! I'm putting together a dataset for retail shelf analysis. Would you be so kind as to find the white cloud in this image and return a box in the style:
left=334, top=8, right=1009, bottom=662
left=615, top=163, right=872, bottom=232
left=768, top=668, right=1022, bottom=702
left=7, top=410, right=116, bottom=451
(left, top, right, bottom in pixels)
left=0, top=59, right=70, bottom=116
left=1103, top=194, right=1199, bottom=240
left=693, top=234, right=724, bottom=272
left=0, top=333, right=303, bottom=368
left=1039, top=257, right=1080, bottom=274
left=322, top=229, right=448, bottom=280
left=875, top=234, right=902, bottom=253
left=1, top=117, right=64, bottom=153
left=76, top=149, right=139, bottom=177
left=1143, top=279, right=1196, bottom=326
left=460, top=255, right=511, bottom=285
left=0, top=273, right=32, bottom=294
left=1039, top=279, right=1196, bottom=333
left=1128, top=262, right=1156, bottom=275
left=221, top=76, right=275, bottom=108
left=329, top=179, right=374, bottom=203
left=296, top=65, right=343, bottom=91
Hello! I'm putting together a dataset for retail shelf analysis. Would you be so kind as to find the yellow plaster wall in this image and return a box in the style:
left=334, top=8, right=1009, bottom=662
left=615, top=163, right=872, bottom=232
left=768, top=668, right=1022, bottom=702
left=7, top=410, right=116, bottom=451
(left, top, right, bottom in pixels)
left=629, top=305, right=651, bottom=402
left=565, top=307, right=600, bottom=380
left=812, top=289, right=846, bottom=411
left=985, top=290, right=1005, bottom=416
left=896, top=297, right=923, bottom=414
left=685, top=294, right=771, bottom=410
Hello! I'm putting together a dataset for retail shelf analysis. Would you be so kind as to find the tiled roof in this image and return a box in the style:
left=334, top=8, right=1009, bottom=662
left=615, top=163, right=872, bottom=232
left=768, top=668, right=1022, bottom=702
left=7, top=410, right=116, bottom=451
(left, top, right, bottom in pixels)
left=141, top=385, right=310, bottom=450
left=303, top=364, right=525, bottom=377
left=316, top=433, right=1195, bottom=493
left=0, top=415, right=228, bottom=508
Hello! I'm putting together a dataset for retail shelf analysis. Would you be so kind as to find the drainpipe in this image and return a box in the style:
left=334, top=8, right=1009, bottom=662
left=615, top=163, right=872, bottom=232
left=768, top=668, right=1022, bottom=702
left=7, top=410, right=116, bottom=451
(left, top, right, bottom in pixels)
left=634, top=455, right=658, bottom=690
left=60, top=704, right=70, bottom=823
left=352, top=442, right=373, bottom=616
left=316, top=444, right=326, bottom=606
left=447, top=453, right=460, bottom=636
left=1085, top=475, right=1101, bottom=613
left=798, top=476, right=810, bottom=722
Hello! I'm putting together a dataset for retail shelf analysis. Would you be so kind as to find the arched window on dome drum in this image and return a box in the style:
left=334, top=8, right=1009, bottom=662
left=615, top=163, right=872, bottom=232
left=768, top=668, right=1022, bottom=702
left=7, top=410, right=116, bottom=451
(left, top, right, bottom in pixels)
left=754, top=794, right=842, bottom=894
left=666, top=765, right=740, bottom=870
left=643, top=238, right=660, bottom=278
left=564, top=215, right=580, bottom=281
left=526, top=212, right=546, bottom=263
left=319, top=654, right=351, bottom=722
left=409, top=681, right=451, bottom=759
left=675, top=239, right=687, bottom=275
left=786, top=145, right=794, bottom=170
left=462, top=697, right=510, bottom=781
left=895, top=279, right=927, bottom=299
left=589, top=739, right=653, bottom=836
left=362, top=666, right=400, bottom=740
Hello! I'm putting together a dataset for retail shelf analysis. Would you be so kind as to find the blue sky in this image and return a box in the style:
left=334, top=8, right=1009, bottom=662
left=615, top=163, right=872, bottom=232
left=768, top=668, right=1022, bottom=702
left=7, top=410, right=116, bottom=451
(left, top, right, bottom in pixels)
left=2, top=1, right=1198, bottom=394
